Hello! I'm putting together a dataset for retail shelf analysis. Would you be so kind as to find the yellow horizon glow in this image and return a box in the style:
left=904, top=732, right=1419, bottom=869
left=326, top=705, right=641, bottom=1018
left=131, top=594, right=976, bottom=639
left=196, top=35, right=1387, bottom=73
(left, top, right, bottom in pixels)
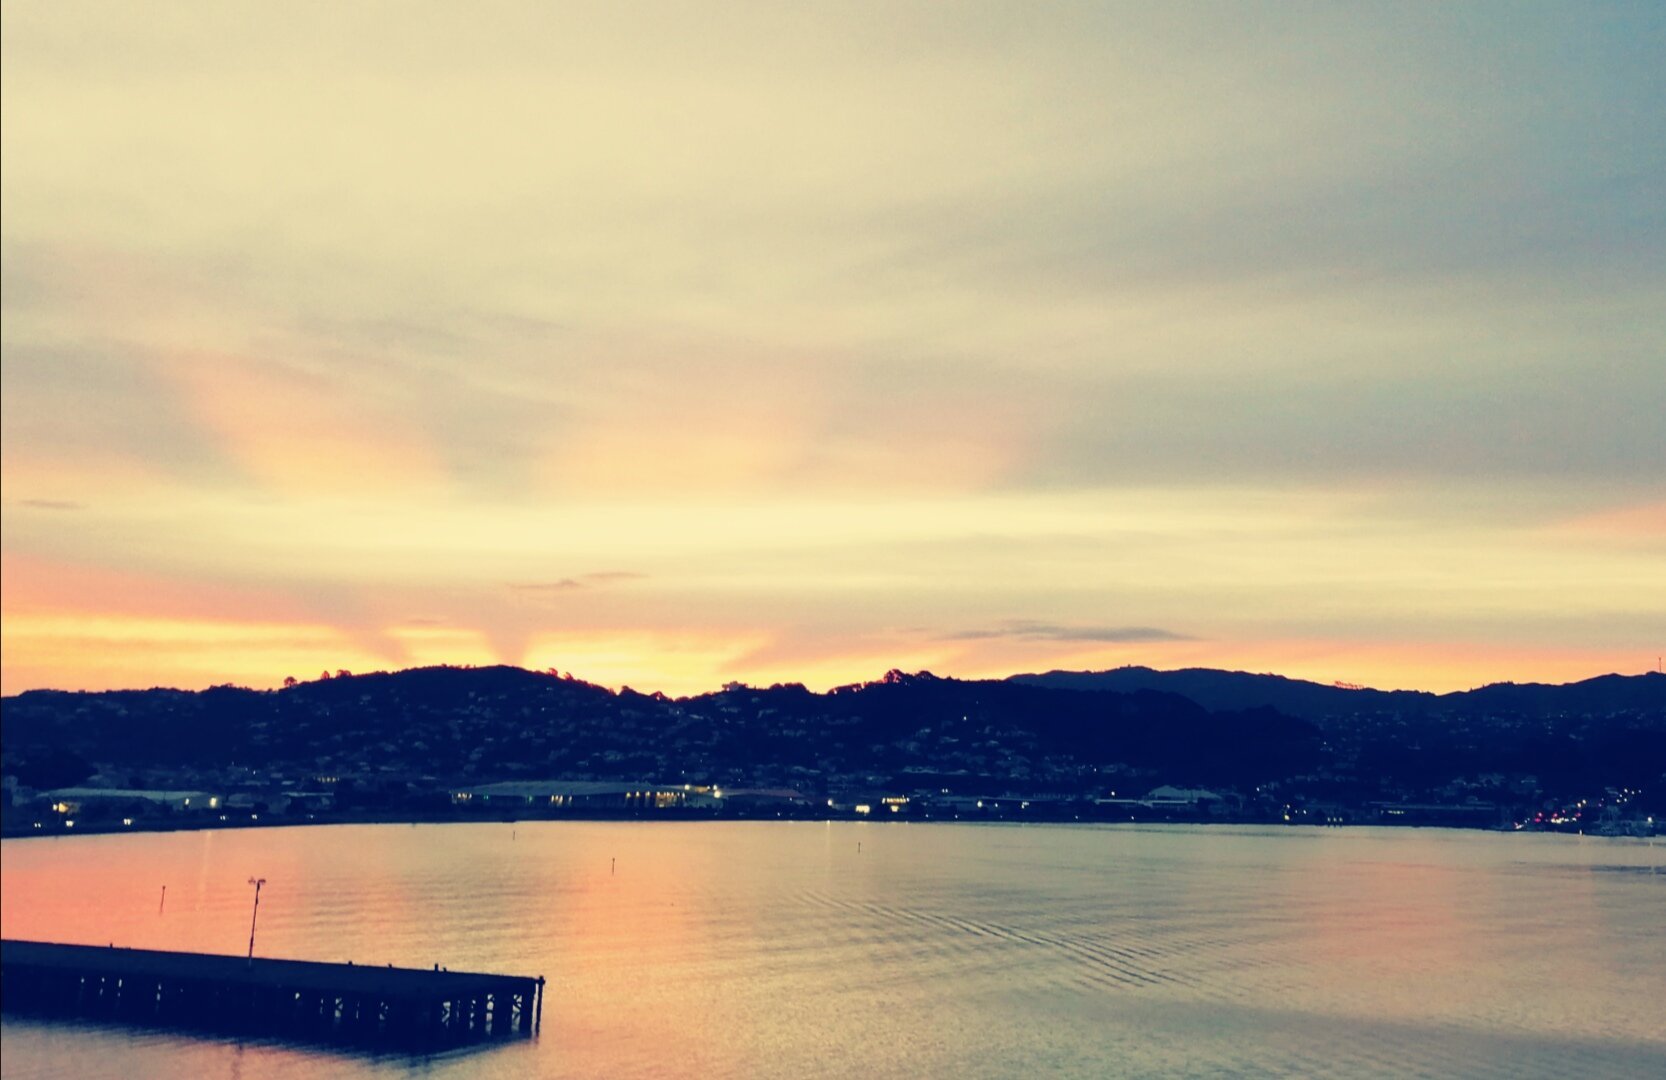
left=1, top=604, right=1656, bottom=699
left=4, top=480, right=1663, bottom=697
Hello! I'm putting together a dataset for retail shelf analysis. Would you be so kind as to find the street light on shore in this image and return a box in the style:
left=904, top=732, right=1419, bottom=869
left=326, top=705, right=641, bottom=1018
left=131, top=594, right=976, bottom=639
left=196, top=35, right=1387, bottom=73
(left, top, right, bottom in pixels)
left=246, top=877, right=267, bottom=964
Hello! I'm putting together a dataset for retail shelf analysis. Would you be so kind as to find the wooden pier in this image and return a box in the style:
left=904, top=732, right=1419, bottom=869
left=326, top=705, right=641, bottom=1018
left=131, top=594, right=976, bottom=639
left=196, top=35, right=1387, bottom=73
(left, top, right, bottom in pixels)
left=0, top=939, right=544, bottom=1050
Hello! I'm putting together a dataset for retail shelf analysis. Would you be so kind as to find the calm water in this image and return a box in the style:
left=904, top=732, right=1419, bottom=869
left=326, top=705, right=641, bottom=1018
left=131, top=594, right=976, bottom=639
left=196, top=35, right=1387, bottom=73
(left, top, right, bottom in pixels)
left=2, top=822, right=1662, bottom=1079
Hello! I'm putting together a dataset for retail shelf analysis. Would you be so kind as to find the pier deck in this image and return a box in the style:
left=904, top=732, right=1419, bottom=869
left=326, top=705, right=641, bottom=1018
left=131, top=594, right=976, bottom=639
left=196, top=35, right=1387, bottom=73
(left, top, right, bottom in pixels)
left=0, top=939, right=544, bottom=1049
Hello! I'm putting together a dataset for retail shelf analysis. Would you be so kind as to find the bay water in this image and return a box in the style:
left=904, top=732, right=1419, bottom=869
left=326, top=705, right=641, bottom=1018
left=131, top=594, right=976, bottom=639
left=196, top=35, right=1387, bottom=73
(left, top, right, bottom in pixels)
left=2, top=822, right=1661, bottom=1078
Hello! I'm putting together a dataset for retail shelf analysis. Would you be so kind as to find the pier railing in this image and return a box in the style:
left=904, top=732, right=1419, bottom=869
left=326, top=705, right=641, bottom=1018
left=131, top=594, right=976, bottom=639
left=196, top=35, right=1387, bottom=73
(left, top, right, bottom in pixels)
left=0, top=939, right=544, bottom=1050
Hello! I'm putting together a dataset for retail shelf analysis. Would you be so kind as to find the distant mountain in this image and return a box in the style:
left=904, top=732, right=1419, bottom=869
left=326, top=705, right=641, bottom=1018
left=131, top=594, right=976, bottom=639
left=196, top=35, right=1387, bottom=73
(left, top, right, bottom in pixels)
left=1450, top=673, right=1666, bottom=717
left=1009, top=666, right=1666, bottom=721
left=1008, top=667, right=1428, bottom=718
left=3, top=664, right=1661, bottom=804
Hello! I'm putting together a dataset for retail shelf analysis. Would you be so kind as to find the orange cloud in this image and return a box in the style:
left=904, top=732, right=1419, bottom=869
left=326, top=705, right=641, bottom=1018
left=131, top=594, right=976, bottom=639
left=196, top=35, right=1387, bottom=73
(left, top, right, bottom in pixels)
left=1552, top=500, right=1666, bottom=543
left=156, top=351, right=444, bottom=496
left=0, top=550, right=310, bottom=624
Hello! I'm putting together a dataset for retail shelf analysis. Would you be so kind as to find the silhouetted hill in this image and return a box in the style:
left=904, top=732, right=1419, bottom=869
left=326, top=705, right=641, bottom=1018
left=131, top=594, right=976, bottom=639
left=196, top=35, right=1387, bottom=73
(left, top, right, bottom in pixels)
left=1009, top=667, right=1666, bottom=720
left=1451, top=672, right=1666, bottom=716
left=2, top=665, right=1320, bottom=792
left=3, top=665, right=1661, bottom=805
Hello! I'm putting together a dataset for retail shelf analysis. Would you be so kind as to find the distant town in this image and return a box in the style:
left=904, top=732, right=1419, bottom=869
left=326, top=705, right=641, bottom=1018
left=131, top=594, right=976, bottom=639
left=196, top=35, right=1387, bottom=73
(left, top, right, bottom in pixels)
left=3, top=665, right=1662, bottom=838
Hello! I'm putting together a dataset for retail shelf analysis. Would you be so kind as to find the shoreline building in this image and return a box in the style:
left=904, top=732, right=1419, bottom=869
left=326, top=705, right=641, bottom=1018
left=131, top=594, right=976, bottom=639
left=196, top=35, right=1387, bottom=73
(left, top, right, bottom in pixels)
left=450, top=780, right=705, bottom=811
left=40, top=788, right=222, bottom=818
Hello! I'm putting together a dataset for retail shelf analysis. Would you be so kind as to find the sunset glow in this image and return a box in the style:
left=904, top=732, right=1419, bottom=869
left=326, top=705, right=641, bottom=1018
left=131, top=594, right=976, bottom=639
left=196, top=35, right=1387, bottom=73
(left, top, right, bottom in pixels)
left=3, top=3, right=1662, bottom=696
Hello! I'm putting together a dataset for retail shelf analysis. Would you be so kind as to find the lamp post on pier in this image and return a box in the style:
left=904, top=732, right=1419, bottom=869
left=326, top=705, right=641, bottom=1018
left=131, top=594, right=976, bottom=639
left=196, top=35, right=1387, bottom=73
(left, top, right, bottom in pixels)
left=246, top=877, right=267, bottom=965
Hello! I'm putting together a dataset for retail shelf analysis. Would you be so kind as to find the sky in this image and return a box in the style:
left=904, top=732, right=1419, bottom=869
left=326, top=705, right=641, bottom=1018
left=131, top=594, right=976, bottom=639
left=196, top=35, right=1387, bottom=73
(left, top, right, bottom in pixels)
left=2, top=1, right=1663, bottom=697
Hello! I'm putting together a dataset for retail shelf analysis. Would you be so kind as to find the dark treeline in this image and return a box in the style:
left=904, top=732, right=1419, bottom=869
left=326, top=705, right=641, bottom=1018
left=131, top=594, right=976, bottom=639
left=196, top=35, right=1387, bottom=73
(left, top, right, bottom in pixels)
left=3, top=666, right=1663, bottom=812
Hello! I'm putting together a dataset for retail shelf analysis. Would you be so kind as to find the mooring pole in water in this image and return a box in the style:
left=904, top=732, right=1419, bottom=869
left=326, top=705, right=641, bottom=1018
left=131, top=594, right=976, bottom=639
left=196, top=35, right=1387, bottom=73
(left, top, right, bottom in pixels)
left=158, top=885, right=166, bottom=914
left=611, top=857, right=615, bottom=875
left=246, top=877, right=266, bottom=964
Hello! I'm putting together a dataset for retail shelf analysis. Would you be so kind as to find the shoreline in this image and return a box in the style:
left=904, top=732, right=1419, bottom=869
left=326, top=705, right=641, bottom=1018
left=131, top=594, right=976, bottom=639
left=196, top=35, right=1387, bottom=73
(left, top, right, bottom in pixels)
left=4, top=808, right=1644, bottom=841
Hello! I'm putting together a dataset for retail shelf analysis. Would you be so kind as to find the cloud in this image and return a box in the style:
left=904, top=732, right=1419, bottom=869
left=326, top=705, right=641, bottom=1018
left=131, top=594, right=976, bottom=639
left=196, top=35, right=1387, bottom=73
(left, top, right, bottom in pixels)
left=18, top=498, right=83, bottom=511
left=511, top=581, right=584, bottom=593
left=948, top=620, right=1192, bottom=644
left=509, top=572, right=646, bottom=595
